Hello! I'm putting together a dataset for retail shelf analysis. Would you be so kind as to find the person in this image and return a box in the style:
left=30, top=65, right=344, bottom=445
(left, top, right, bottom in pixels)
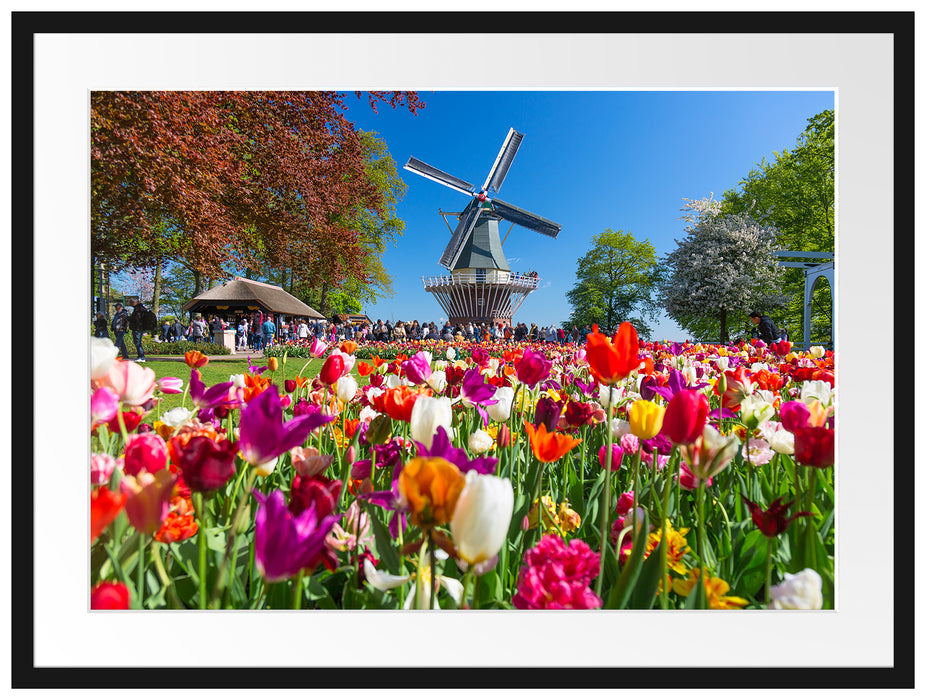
left=261, top=314, right=276, bottom=348
left=127, top=299, right=148, bottom=362
left=237, top=317, right=248, bottom=351
left=161, top=318, right=171, bottom=342
left=297, top=318, right=310, bottom=343
left=748, top=311, right=782, bottom=344
left=190, top=314, right=208, bottom=344
left=111, top=303, right=130, bottom=358
left=170, top=317, right=184, bottom=344
left=93, top=312, right=108, bottom=338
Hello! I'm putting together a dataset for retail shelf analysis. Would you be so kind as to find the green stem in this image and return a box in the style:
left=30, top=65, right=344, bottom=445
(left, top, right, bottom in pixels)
left=765, top=537, right=773, bottom=606
left=428, top=532, right=437, bottom=610
left=212, top=468, right=258, bottom=607
left=659, top=449, right=677, bottom=610
left=292, top=574, right=303, bottom=609
left=595, top=399, right=615, bottom=597
left=696, top=484, right=708, bottom=609
left=137, top=533, right=147, bottom=608
left=195, top=492, right=208, bottom=610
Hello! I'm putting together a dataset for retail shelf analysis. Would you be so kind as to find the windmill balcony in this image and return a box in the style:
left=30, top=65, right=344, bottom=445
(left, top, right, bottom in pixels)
left=422, top=271, right=540, bottom=326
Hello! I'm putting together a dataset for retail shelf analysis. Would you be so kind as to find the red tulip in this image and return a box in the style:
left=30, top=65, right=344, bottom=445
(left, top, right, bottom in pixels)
left=742, top=496, right=810, bottom=537
left=91, top=581, right=131, bottom=609
left=170, top=435, right=239, bottom=492
left=585, top=323, right=639, bottom=385
left=793, top=426, right=835, bottom=468
left=319, top=354, right=345, bottom=386
left=661, top=389, right=709, bottom=446
left=91, top=487, right=127, bottom=542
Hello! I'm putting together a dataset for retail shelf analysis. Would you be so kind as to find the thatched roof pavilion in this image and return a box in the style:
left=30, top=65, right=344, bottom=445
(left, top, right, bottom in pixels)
left=182, top=277, right=324, bottom=319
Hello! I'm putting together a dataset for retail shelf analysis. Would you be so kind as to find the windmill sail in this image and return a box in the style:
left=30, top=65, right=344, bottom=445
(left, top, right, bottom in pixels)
left=491, top=197, right=561, bottom=238
left=404, top=157, right=475, bottom=196
left=439, top=200, right=483, bottom=270
left=482, top=128, right=524, bottom=193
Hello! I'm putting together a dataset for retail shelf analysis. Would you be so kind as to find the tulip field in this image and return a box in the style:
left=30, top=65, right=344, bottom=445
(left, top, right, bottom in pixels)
left=90, top=325, right=835, bottom=611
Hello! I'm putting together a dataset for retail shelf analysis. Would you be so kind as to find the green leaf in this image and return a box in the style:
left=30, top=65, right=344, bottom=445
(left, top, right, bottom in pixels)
left=628, top=538, right=664, bottom=610
left=683, top=574, right=705, bottom=609
left=604, top=511, right=649, bottom=610
left=369, top=509, right=401, bottom=575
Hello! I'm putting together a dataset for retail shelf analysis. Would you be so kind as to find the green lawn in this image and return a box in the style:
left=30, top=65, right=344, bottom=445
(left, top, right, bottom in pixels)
left=141, top=355, right=342, bottom=420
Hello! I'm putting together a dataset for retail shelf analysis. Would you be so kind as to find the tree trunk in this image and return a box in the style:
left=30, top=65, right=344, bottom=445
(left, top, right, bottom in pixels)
left=151, top=259, right=162, bottom=317
left=319, top=282, right=329, bottom=318
left=719, top=306, right=728, bottom=343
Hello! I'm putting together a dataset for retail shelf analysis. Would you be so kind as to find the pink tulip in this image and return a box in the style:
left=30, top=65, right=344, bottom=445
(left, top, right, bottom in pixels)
left=90, top=452, right=120, bottom=486
left=123, top=433, right=168, bottom=476
left=156, top=376, right=183, bottom=394
left=98, top=360, right=157, bottom=407
left=120, top=469, right=177, bottom=535
left=90, top=386, right=120, bottom=424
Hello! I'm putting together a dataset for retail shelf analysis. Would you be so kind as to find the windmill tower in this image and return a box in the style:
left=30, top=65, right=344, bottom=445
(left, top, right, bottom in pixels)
left=405, top=128, right=562, bottom=327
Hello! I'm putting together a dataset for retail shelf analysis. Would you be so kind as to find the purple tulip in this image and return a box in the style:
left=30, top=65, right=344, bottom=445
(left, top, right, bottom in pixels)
left=516, top=347, right=552, bottom=388
left=414, top=426, right=498, bottom=475
left=533, top=395, right=562, bottom=433
left=189, top=370, right=237, bottom=413
left=238, top=385, right=335, bottom=467
left=401, top=351, right=433, bottom=385
left=253, top=489, right=340, bottom=582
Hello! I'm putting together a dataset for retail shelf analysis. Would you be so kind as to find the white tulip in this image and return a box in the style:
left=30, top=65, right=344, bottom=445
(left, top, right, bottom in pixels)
left=409, top=395, right=453, bottom=450
left=450, top=471, right=514, bottom=565
left=336, top=374, right=358, bottom=403
left=229, top=373, right=246, bottom=388
left=446, top=347, right=456, bottom=361
left=427, top=369, right=447, bottom=393
left=714, top=356, right=730, bottom=372
left=90, top=337, right=119, bottom=381
left=468, top=429, right=494, bottom=454
left=611, top=417, right=631, bottom=440
left=809, top=346, right=826, bottom=359
left=800, top=379, right=834, bottom=407
left=486, top=386, right=514, bottom=422
left=161, top=406, right=193, bottom=428
left=598, top=384, right=621, bottom=409
left=769, top=568, right=824, bottom=610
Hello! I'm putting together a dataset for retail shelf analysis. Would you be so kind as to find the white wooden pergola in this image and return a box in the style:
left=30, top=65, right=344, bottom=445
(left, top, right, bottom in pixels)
left=773, top=251, right=834, bottom=349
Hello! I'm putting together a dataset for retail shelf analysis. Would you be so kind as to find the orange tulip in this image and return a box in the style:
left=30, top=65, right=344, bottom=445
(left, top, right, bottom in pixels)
left=240, top=372, right=272, bottom=403
left=398, top=457, right=465, bottom=529
left=184, top=350, right=209, bottom=369
left=585, top=323, right=640, bottom=385
left=371, top=385, right=428, bottom=423
left=267, top=357, right=279, bottom=372
left=523, top=420, right=582, bottom=463
left=357, top=361, right=377, bottom=377
left=340, top=340, right=358, bottom=355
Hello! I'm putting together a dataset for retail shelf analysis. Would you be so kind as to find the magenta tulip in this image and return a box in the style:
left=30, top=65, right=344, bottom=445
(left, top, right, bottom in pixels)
left=661, top=389, right=709, bottom=446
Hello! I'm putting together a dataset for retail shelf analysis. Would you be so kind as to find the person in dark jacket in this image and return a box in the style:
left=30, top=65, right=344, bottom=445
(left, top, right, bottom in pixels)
left=93, top=312, right=108, bottom=338
left=748, top=311, right=782, bottom=344
left=127, top=299, right=148, bottom=362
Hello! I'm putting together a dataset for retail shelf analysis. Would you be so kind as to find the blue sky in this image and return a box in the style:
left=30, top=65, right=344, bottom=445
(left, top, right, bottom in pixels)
left=343, top=90, right=834, bottom=341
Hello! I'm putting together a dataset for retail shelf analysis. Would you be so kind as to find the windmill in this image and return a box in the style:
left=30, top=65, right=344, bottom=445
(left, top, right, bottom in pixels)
left=405, top=128, right=562, bottom=327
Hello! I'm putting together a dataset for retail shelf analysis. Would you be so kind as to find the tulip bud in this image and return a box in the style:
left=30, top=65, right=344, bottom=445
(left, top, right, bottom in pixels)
left=267, top=357, right=279, bottom=372
left=468, top=429, right=494, bottom=455
left=450, top=471, right=514, bottom=565
left=661, top=389, right=709, bottom=446
left=496, top=424, right=512, bottom=449
left=364, top=414, right=393, bottom=446
left=336, top=374, right=359, bottom=403
left=319, top=354, right=345, bottom=386
left=628, top=400, right=664, bottom=440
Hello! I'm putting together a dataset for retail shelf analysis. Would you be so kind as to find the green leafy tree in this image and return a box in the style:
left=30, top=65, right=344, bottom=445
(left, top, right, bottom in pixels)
left=565, top=228, right=661, bottom=337
left=658, top=197, right=789, bottom=343
left=721, top=109, right=834, bottom=338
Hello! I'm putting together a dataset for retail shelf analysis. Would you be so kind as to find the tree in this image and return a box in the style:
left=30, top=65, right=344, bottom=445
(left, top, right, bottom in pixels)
left=565, top=229, right=661, bottom=337
left=720, top=109, right=835, bottom=336
left=91, top=91, right=424, bottom=312
left=658, top=196, right=789, bottom=343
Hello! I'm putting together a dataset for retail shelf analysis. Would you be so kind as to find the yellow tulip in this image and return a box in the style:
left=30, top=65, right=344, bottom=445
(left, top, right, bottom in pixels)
left=628, top=399, right=665, bottom=439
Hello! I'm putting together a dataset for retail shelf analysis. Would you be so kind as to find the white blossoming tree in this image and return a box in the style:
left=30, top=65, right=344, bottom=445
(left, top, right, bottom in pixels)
left=658, top=196, right=789, bottom=343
